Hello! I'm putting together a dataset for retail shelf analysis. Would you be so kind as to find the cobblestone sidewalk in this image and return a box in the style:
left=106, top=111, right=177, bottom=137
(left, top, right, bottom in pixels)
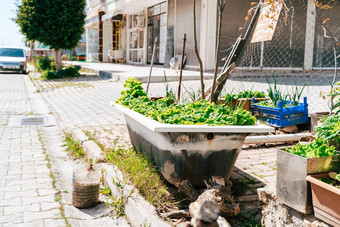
left=0, top=73, right=129, bottom=226
left=0, top=74, right=62, bottom=226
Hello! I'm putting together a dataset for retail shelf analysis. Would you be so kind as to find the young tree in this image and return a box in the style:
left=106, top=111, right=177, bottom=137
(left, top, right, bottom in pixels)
left=193, top=0, right=205, bottom=100
left=210, top=0, right=228, bottom=103
left=15, top=0, right=86, bottom=70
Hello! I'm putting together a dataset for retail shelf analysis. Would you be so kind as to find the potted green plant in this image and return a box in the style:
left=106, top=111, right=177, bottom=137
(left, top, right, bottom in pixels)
left=306, top=172, right=340, bottom=226
left=315, top=114, right=340, bottom=150
left=251, top=75, right=308, bottom=127
left=113, top=78, right=274, bottom=187
left=223, top=90, right=267, bottom=111
left=277, top=138, right=340, bottom=214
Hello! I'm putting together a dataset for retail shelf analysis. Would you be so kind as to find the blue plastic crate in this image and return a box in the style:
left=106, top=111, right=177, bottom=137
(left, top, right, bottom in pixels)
left=251, top=97, right=308, bottom=127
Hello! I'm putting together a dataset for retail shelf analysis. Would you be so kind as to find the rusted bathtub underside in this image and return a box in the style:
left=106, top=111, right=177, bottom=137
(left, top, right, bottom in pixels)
left=114, top=104, right=274, bottom=188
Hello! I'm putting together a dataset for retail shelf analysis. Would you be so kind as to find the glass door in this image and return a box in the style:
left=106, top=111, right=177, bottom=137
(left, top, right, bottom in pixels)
left=147, top=2, right=166, bottom=64
left=127, top=13, right=145, bottom=64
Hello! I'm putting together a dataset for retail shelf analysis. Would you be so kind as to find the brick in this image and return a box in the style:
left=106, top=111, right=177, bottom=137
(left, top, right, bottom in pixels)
left=40, top=202, right=60, bottom=211
left=23, top=209, right=61, bottom=222
left=0, top=213, right=23, bottom=224
left=43, top=219, right=66, bottom=227
left=4, top=204, right=40, bottom=216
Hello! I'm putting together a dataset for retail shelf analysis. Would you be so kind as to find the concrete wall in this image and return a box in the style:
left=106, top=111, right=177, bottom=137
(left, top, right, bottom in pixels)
left=103, top=20, right=113, bottom=62
left=169, top=0, right=201, bottom=68
left=200, top=0, right=217, bottom=71
left=89, top=0, right=101, bottom=9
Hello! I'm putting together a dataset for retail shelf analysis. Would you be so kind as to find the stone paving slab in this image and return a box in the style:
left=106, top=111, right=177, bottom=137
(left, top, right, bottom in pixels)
left=0, top=127, right=61, bottom=226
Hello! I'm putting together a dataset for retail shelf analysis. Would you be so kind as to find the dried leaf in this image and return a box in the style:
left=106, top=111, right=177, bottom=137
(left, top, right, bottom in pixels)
left=245, top=16, right=249, bottom=21
left=323, top=18, right=330, bottom=24
left=239, top=27, right=244, bottom=31
left=250, top=2, right=257, bottom=6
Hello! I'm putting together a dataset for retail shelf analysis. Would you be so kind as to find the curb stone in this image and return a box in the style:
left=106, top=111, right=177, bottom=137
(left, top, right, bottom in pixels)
left=71, top=129, right=105, bottom=162
left=71, top=128, right=89, bottom=146
left=72, top=128, right=170, bottom=227
left=103, top=165, right=170, bottom=227
left=83, top=140, right=105, bottom=162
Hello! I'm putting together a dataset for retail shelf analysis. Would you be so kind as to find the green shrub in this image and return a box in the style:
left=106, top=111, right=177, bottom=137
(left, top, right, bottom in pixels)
left=40, top=66, right=81, bottom=80
left=35, top=56, right=55, bottom=71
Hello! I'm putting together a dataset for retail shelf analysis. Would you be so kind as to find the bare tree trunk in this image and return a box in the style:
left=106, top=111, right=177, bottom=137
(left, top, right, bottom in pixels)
left=177, top=34, right=187, bottom=103
left=210, top=1, right=226, bottom=103
left=331, top=42, right=338, bottom=110
left=193, top=0, right=205, bottom=100
left=54, top=49, right=62, bottom=70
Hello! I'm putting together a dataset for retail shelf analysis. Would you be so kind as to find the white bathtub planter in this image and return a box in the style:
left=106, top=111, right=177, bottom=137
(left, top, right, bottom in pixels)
left=113, top=103, right=274, bottom=188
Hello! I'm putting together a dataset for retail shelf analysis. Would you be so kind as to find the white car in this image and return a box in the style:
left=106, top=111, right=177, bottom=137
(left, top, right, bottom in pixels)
left=0, top=47, right=27, bottom=74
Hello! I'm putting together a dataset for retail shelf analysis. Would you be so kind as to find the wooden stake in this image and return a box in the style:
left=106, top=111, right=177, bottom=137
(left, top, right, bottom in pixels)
left=177, top=34, right=187, bottom=103
left=146, top=36, right=158, bottom=96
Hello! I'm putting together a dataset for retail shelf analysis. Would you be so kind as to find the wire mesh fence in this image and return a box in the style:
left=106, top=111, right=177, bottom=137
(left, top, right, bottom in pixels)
left=224, top=0, right=340, bottom=113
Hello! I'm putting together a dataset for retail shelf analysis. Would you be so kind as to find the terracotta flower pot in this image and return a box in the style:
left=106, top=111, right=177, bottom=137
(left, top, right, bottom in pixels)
left=306, top=173, right=340, bottom=226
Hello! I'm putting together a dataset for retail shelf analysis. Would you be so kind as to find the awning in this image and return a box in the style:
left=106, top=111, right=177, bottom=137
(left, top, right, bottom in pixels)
left=102, top=11, right=114, bottom=22
left=102, top=12, right=123, bottom=22
left=111, top=0, right=166, bottom=15
left=84, top=20, right=99, bottom=29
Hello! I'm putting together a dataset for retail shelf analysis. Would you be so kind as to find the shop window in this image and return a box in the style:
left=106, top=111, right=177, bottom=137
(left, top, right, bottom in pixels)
left=127, top=12, right=145, bottom=64
left=147, top=1, right=167, bottom=64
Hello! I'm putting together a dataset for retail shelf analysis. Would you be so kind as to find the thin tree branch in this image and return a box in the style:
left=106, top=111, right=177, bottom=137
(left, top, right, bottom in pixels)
left=193, top=0, right=205, bottom=100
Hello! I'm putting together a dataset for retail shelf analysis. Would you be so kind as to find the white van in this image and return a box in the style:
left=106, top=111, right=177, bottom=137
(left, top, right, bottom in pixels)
left=0, top=47, right=27, bottom=74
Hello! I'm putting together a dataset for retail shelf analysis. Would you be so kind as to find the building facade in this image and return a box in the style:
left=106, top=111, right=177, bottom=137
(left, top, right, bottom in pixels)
left=85, top=0, right=340, bottom=71
left=85, top=0, right=220, bottom=70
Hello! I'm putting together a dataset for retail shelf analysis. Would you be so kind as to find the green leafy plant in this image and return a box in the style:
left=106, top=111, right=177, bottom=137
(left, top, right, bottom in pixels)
left=257, top=74, right=306, bottom=108
left=329, top=82, right=340, bottom=114
left=265, top=74, right=287, bottom=107
left=117, top=78, right=256, bottom=126
left=315, top=114, right=340, bottom=145
left=100, top=186, right=111, bottom=196
left=288, top=80, right=307, bottom=106
left=105, top=195, right=125, bottom=217
left=163, top=72, right=177, bottom=102
left=285, top=138, right=338, bottom=158
left=225, top=90, right=265, bottom=103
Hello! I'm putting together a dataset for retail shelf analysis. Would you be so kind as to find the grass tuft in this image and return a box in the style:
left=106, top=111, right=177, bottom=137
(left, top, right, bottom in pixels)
left=64, top=133, right=84, bottom=158
left=87, top=131, right=176, bottom=212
